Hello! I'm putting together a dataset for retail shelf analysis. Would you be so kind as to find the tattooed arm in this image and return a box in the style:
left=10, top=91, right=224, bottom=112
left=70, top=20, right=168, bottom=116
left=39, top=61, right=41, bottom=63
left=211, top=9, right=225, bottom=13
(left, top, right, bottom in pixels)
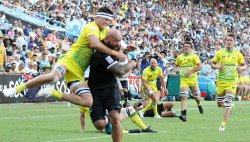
left=109, top=60, right=135, bottom=77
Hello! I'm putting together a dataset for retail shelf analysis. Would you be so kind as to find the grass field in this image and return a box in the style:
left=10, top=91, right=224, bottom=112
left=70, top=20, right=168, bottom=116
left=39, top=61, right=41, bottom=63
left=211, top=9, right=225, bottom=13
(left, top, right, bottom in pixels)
left=0, top=100, right=250, bottom=142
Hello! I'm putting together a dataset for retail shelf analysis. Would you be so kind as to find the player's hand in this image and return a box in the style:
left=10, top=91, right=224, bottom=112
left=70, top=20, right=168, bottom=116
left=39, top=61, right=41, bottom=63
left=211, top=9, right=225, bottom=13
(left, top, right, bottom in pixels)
left=218, top=64, right=224, bottom=70
left=114, top=51, right=127, bottom=61
left=148, top=88, right=154, bottom=95
left=163, top=88, right=168, bottom=96
left=237, top=66, right=242, bottom=73
left=184, top=70, right=192, bottom=76
left=127, top=44, right=137, bottom=52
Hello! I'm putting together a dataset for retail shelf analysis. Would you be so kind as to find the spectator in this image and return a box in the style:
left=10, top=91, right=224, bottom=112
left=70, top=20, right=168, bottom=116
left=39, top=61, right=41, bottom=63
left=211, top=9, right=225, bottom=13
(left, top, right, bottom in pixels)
left=0, top=33, right=7, bottom=72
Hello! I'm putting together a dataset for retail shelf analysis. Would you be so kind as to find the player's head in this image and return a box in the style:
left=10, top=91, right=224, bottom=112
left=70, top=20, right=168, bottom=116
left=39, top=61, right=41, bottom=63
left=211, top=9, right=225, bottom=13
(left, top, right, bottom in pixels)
left=183, top=41, right=192, bottom=54
left=105, top=28, right=122, bottom=51
left=150, top=58, right=157, bottom=71
left=95, top=7, right=113, bottom=30
left=225, top=33, right=235, bottom=49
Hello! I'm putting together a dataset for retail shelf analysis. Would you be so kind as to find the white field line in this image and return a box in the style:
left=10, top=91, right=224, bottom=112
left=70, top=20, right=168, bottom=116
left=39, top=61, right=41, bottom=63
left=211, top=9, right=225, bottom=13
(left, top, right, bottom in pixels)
left=43, top=131, right=168, bottom=142
left=0, top=114, right=78, bottom=120
left=0, top=105, right=249, bottom=120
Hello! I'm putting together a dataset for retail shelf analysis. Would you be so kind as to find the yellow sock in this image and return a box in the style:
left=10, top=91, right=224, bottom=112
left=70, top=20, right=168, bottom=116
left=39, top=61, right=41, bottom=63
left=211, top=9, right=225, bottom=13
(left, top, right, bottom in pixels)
left=129, top=113, right=147, bottom=130
left=221, top=121, right=226, bottom=127
left=141, top=103, right=153, bottom=112
left=52, top=89, right=63, bottom=99
left=16, top=84, right=27, bottom=93
left=152, top=102, right=158, bottom=116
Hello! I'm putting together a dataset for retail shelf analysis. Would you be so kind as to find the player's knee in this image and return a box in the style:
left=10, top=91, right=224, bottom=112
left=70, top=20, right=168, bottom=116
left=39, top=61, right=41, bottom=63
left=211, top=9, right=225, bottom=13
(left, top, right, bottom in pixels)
left=110, top=115, right=120, bottom=126
left=181, top=92, right=188, bottom=97
left=45, top=72, right=59, bottom=83
left=93, top=121, right=105, bottom=131
left=217, top=102, right=224, bottom=107
left=181, top=93, right=187, bottom=101
left=168, top=102, right=174, bottom=108
left=192, top=92, right=199, bottom=98
left=224, top=94, right=233, bottom=108
left=125, top=106, right=136, bottom=116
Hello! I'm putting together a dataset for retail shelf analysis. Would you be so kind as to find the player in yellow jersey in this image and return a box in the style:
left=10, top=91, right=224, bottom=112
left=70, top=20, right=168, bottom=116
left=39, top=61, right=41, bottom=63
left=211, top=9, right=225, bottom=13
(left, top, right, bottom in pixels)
left=211, top=34, right=247, bottom=131
left=138, top=58, right=166, bottom=118
left=3, top=7, right=126, bottom=108
left=174, top=41, right=203, bottom=122
left=240, top=55, right=250, bottom=100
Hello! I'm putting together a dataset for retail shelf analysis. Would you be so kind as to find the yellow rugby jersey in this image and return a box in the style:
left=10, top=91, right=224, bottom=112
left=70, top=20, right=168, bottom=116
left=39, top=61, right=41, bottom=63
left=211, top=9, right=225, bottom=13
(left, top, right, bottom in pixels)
left=67, top=21, right=109, bottom=71
left=142, top=66, right=162, bottom=85
left=175, top=52, right=201, bottom=78
left=213, top=48, right=244, bottom=81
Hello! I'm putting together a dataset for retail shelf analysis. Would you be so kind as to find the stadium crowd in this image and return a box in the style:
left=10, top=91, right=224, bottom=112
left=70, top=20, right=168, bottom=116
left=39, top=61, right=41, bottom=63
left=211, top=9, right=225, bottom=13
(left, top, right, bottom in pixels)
left=0, top=0, right=249, bottom=99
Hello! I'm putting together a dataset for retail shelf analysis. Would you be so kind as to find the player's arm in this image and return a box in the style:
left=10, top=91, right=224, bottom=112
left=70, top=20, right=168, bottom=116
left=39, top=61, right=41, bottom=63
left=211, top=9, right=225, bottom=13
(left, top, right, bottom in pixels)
left=237, top=53, right=247, bottom=72
left=159, top=74, right=166, bottom=91
left=237, top=62, right=247, bottom=72
left=88, top=35, right=126, bottom=60
left=188, top=55, right=202, bottom=74
left=174, top=64, right=180, bottom=74
left=211, top=61, right=224, bottom=70
left=108, top=60, right=135, bottom=77
left=191, top=62, right=202, bottom=73
left=174, top=56, right=180, bottom=74
left=141, top=72, right=154, bottom=95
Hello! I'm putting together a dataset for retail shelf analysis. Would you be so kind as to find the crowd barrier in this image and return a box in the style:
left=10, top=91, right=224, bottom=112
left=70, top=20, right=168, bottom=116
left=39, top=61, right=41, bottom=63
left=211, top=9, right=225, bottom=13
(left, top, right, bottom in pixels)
left=0, top=74, right=216, bottom=103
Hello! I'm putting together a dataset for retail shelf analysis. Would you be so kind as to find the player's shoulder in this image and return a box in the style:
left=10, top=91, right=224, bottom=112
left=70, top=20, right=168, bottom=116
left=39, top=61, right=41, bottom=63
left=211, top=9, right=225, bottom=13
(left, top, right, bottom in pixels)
left=176, top=53, right=184, bottom=59
left=233, top=49, right=243, bottom=55
left=188, top=52, right=197, bottom=57
left=156, top=66, right=162, bottom=71
left=84, top=22, right=99, bottom=31
left=143, top=66, right=151, bottom=73
left=216, top=48, right=226, bottom=54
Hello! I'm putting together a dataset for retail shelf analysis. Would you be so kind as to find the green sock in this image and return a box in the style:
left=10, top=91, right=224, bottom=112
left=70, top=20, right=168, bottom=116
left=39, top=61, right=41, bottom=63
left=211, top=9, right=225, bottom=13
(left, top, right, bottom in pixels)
left=16, top=84, right=27, bottom=93
left=129, top=113, right=147, bottom=130
left=52, top=89, right=63, bottom=99
left=141, top=103, right=153, bottom=112
left=152, top=102, right=158, bottom=116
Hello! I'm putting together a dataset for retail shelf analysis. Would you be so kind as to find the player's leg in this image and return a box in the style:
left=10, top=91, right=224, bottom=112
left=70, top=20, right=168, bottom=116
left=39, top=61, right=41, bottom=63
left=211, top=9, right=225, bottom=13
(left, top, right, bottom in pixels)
left=109, top=110, right=122, bottom=142
left=139, top=93, right=158, bottom=118
left=160, top=102, right=177, bottom=117
left=139, top=86, right=161, bottom=118
left=3, top=64, right=66, bottom=97
left=179, top=82, right=189, bottom=122
left=90, top=90, right=109, bottom=132
left=80, top=107, right=91, bottom=131
left=106, top=86, right=123, bottom=142
left=80, top=107, right=88, bottom=131
left=39, top=81, right=93, bottom=107
left=218, top=83, right=235, bottom=131
left=121, top=106, right=147, bottom=130
left=190, top=86, right=204, bottom=114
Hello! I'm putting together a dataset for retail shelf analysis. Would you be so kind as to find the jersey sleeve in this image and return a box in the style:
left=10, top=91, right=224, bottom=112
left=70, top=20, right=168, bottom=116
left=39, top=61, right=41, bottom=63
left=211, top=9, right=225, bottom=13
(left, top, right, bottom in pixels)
left=142, top=68, right=148, bottom=80
left=193, top=54, right=201, bottom=64
left=157, top=66, right=163, bottom=76
left=238, top=52, right=245, bottom=64
left=85, top=24, right=99, bottom=37
left=96, top=52, right=118, bottom=70
left=175, top=56, right=180, bottom=66
left=213, top=51, right=220, bottom=63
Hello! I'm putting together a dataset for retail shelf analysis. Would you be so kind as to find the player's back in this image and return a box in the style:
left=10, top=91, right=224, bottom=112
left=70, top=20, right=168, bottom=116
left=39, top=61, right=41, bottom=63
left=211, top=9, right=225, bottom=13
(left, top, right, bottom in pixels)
left=65, top=22, right=109, bottom=72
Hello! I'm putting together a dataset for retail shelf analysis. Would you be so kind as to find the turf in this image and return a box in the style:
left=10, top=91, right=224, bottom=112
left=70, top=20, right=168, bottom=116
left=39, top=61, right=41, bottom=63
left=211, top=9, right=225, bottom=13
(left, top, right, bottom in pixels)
left=0, top=100, right=249, bottom=142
